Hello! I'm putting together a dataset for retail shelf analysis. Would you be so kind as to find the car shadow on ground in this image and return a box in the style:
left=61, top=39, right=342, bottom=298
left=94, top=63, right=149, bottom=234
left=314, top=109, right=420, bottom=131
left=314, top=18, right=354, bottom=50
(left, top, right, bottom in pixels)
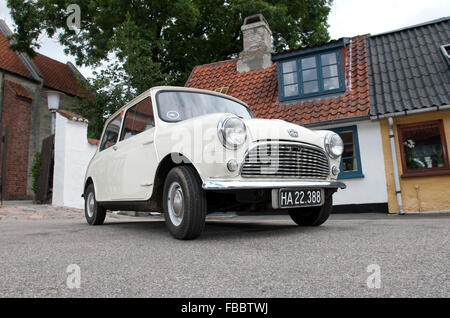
left=100, top=217, right=332, bottom=240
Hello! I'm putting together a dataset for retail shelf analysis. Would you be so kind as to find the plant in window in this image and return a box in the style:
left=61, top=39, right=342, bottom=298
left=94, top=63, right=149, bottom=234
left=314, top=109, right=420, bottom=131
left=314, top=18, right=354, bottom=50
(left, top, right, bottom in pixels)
left=403, top=139, right=415, bottom=149
left=434, top=148, right=444, bottom=167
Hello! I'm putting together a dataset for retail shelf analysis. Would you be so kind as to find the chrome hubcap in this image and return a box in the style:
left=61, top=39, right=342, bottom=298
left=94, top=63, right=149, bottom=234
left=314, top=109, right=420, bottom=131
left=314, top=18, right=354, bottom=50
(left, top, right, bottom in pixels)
left=87, top=192, right=95, bottom=218
left=167, top=182, right=184, bottom=226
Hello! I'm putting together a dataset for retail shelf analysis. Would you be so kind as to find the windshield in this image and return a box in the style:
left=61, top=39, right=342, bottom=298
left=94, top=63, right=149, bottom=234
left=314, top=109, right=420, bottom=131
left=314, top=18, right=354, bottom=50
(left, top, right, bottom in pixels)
left=156, top=90, right=255, bottom=122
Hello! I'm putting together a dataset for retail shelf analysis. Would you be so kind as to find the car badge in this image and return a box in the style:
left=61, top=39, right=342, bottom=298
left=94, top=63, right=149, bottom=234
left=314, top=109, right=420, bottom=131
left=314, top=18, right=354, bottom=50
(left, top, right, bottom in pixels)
left=288, top=129, right=299, bottom=138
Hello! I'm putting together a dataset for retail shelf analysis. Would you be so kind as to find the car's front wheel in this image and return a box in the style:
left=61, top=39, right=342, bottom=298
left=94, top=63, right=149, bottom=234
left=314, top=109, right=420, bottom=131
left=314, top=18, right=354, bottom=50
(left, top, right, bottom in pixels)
left=288, top=194, right=333, bottom=226
left=163, top=166, right=207, bottom=240
left=84, top=184, right=107, bottom=225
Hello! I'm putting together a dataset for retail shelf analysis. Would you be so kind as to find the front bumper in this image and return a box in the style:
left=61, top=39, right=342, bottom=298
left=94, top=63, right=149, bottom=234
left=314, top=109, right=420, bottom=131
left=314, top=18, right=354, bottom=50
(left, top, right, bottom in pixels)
left=202, top=180, right=346, bottom=190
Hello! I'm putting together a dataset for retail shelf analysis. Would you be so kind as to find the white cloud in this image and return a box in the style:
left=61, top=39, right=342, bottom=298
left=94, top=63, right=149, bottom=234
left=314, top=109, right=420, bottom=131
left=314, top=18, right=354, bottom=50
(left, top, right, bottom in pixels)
left=329, top=0, right=450, bottom=39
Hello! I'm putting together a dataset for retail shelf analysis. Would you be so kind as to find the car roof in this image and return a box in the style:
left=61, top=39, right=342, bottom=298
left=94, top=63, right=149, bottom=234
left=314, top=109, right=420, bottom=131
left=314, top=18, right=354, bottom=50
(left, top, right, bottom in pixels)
left=104, top=86, right=250, bottom=125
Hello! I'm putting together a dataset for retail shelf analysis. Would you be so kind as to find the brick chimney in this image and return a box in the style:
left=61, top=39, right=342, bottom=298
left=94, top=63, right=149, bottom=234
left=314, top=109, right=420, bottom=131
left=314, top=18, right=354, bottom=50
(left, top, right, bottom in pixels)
left=236, top=14, right=273, bottom=73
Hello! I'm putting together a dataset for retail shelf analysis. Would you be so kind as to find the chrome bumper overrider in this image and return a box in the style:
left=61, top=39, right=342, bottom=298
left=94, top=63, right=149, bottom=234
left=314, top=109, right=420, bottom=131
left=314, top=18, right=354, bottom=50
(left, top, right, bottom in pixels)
left=202, top=180, right=346, bottom=190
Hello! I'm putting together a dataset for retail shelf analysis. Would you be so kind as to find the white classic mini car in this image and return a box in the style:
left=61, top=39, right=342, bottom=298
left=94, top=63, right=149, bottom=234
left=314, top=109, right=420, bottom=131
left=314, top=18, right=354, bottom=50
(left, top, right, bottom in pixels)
left=83, top=86, right=345, bottom=239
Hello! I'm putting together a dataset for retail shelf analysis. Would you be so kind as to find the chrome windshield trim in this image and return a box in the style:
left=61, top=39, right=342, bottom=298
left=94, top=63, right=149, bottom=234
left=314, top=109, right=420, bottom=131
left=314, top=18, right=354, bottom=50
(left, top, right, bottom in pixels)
left=202, top=180, right=346, bottom=190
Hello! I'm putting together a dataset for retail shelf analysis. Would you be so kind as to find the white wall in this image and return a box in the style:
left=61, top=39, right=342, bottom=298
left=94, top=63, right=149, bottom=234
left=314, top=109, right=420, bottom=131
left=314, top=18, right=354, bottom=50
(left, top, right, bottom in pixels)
left=52, top=113, right=97, bottom=209
left=315, top=120, right=388, bottom=205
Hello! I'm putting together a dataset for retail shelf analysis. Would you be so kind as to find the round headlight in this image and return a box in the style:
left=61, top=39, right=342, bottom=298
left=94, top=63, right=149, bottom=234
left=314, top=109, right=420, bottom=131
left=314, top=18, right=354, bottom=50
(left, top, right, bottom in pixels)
left=218, top=115, right=247, bottom=149
left=324, top=132, right=343, bottom=158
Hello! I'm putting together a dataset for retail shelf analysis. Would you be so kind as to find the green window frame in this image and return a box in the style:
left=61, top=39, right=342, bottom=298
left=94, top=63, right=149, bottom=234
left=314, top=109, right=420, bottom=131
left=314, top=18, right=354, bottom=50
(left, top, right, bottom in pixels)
left=277, top=49, right=345, bottom=101
left=331, top=125, right=364, bottom=179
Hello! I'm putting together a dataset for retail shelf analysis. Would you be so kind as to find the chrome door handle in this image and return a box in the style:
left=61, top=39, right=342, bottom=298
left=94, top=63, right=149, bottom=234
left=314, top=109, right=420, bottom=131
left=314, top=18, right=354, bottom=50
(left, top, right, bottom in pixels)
left=113, top=145, right=118, bottom=151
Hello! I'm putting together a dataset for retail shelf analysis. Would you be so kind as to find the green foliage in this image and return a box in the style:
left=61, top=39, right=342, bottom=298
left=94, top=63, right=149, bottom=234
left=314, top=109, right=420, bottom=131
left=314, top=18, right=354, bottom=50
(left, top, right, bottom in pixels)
left=75, top=64, right=136, bottom=139
left=31, top=151, right=41, bottom=196
left=8, top=0, right=333, bottom=139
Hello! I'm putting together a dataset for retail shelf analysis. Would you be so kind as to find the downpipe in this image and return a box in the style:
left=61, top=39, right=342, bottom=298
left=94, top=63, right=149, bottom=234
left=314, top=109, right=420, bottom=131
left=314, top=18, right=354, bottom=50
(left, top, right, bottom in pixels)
left=388, top=117, right=404, bottom=214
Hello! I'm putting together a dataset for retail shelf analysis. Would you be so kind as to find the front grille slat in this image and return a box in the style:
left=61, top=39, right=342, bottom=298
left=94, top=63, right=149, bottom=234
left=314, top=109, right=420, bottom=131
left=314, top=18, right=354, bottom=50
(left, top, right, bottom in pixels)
left=241, top=142, right=329, bottom=179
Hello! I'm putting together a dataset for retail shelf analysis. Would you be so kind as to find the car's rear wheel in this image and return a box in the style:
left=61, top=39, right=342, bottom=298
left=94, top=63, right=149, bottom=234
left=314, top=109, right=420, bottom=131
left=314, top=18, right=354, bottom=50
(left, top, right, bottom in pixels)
left=84, top=184, right=107, bottom=225
left=163, top=166, right=207, bottom=240
left=288, top=194, right=332, bottom=226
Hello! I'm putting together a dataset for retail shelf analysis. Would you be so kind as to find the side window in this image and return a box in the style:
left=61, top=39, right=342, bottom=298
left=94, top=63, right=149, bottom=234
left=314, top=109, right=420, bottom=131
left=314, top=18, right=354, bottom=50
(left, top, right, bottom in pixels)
left=99, top=114, right=123, bottom=151
left=121, top=96, right=155, bottom=141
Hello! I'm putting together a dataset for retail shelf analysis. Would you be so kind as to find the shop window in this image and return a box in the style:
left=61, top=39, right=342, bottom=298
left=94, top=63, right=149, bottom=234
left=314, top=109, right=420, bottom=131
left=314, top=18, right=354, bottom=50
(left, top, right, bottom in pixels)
left=398, top=120, right=450, bottom=177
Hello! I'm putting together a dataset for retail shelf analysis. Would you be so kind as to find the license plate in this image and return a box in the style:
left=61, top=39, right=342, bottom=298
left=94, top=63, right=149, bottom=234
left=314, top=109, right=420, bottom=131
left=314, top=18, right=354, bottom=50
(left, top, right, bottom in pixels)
left=278, top=189, right=324, bottom=208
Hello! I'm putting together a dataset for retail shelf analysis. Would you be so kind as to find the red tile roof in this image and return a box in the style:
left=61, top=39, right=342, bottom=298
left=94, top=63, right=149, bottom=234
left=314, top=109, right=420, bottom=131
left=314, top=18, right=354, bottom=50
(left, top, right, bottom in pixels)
left=56, top=109, right=89, bottom=123
left=0, top=25, right=87, bottom=98
left=0, top=30, right=32, bottom=79
left=5, top=80, right=33, bottom=101
left=33, top=53, right=87, bottom=98
left=186, top=36, right=370, bottom=125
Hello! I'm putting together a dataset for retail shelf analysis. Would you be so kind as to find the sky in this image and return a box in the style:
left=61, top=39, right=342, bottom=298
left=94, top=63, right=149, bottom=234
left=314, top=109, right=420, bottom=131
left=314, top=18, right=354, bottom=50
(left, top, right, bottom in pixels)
left=1, top=0, right=449, bottom=79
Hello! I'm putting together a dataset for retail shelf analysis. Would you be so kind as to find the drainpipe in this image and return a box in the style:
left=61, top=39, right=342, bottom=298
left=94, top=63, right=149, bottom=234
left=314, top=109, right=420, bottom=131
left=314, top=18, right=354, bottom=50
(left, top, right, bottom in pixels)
left=388, top=117, right=404, bottom=214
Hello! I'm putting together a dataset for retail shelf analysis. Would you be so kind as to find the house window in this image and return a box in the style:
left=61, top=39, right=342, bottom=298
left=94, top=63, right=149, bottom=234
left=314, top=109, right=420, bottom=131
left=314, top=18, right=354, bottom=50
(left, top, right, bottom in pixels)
left=398, top=120, right=450, bottom=177
left=331, top=126, right=364, bottom=179
left=215, top=87, right=229, bottom=94
left=278, top=49, right=345, bottom=101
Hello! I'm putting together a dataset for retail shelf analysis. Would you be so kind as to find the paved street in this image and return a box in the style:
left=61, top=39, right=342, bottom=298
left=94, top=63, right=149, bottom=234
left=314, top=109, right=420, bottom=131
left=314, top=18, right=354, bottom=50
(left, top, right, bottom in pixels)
left=0, top=204, right=448, bottom=297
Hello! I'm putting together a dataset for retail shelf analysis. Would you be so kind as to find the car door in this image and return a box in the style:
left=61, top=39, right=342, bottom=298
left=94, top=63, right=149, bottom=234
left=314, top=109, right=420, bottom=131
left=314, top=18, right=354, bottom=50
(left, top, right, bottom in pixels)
left=90, top=113, right=123, bottom=202
left=110, top=96, right=158, bottom=201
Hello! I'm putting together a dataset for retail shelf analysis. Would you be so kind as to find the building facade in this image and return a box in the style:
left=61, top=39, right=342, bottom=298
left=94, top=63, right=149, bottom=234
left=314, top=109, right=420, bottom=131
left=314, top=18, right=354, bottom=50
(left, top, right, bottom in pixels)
left=0, top=20, right=87, bottom=200
left=368, top=18, right=450, bottom=213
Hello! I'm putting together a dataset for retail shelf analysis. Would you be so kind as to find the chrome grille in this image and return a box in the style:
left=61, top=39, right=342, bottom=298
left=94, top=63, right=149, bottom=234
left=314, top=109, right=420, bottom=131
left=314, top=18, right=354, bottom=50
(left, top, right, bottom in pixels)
left=241, top=142, right=329, bottom=179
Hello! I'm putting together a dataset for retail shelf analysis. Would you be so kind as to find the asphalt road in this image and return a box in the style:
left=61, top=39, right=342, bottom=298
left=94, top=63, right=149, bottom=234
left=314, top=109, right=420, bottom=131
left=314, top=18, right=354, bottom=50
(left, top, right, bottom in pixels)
left=0, top=213, right=448, bottom=297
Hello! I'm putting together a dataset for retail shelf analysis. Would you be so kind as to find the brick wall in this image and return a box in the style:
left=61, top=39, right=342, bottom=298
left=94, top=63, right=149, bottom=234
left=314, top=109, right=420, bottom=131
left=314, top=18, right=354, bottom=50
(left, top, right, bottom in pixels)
left=0, top=80, right=32, bottom=199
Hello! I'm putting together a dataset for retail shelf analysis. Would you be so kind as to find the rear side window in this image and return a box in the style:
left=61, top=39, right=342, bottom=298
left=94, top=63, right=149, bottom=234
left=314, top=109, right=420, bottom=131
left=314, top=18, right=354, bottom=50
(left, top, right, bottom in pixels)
left=99, top=113, right=123, bottom=151
left=120, top=96, right=154, bottom=141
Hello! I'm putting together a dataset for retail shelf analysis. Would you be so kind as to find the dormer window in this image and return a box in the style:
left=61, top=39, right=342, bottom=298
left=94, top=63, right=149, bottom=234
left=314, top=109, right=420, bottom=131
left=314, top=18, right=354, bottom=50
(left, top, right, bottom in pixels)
left=277, top=49, right=345, bottom=101
left=272, top=39, right=348, bottom=102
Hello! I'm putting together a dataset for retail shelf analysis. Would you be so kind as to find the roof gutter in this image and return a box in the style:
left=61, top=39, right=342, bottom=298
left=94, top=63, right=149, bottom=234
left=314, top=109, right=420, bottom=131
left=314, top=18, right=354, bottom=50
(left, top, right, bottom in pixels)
left=272, top=38, right=349, bottom=61
left=370, top=105, right=450, bottom=120
left=303, top=115, right=370, bottom=128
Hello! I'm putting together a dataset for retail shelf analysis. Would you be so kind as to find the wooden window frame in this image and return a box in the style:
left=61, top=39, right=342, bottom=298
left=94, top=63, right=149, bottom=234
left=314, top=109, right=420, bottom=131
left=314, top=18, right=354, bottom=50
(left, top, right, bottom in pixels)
left=277, top=48, right=346, bottom=101
left=397, top=119, right=450, bottom=178
left=332, top=125, right=364, bottom=179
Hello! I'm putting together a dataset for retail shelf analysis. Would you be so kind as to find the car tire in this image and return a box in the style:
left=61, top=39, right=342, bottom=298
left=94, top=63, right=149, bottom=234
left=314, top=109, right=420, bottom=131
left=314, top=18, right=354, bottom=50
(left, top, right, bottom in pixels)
left=84, top=184, right=107, bottom=225
left=163, top=166, right=207, bottom=240
left=288, top=194, right=332, bottom=226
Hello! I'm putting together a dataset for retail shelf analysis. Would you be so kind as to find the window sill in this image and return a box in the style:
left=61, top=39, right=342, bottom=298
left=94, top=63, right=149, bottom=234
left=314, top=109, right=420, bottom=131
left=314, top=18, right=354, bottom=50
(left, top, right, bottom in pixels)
left=279, top=88, right=346, bottom=103
left=401, top=169, right=450, bottom=178
left=338, top=173, right=364, bottom=180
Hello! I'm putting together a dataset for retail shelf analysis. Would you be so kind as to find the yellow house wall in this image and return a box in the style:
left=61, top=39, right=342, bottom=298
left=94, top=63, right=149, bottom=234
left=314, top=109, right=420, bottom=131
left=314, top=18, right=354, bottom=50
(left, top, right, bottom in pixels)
left=379, top=109, right=450, bottom=213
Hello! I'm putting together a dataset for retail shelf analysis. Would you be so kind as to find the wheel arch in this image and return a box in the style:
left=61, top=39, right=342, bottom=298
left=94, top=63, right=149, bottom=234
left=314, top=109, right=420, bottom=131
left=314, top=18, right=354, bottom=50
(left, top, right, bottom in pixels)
left=83, top=176, right=95, bottom=196
left=150, top=153, right=202, bottom=208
